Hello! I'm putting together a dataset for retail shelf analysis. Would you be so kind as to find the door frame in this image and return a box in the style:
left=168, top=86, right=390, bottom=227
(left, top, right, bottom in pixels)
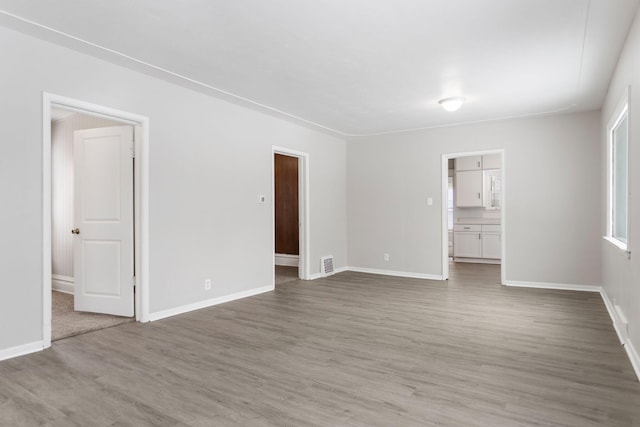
left=272, top=146, right=310, bottom=281
left=441, top=149, right=506, bottom=284
left=42, top=92, right=150, bottom=348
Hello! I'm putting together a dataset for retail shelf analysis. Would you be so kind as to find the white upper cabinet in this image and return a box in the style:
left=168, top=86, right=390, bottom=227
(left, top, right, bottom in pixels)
left=456, top=170, right=483, bottom=207
left=455, top=155, right=482, bottom=171
left=482, top=154, right=501, bottom=169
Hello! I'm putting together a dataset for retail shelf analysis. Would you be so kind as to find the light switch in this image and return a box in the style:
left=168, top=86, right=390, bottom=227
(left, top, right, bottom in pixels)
left=427, top=197, right=433, bottom=206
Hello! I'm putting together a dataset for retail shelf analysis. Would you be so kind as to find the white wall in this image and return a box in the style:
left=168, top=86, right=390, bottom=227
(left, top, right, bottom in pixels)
left=347, top=111, right=602, bottom=286
left=51, top=113, right=123, bottom=279
left=601, top=6, right=640, bottom=365
left=0, top=26, right=347, bottom=352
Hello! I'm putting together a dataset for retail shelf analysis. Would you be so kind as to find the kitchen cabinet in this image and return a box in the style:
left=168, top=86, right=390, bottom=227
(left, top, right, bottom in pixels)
left=482, top=154, right=501, bottom=169
left=455, top=155, right=482, bottom=171
left=453, top=224, right=482, bottom=258
left=455, top=170, right=483, bottom=207
left=481, top=225, right=501, bottom=259
left=455, top=154, right=502, bottom=210
left=454, top=224, right=501, bottom=261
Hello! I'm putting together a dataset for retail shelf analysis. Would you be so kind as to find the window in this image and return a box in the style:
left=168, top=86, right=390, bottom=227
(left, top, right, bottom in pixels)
left=607, top=92, right=629, bottom=249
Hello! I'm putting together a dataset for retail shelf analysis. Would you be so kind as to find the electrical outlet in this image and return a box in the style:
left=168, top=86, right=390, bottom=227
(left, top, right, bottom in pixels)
left=204, top=279, right=211, bottom=291
left=384, top=253, right=390, bottom=262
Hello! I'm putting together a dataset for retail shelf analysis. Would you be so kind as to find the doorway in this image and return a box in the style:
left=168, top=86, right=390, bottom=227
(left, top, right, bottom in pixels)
left=441, top=149, right=506, bottom=284
left=50, top=110, right=135, bottom=340
left=272, top=146, right=309, bottom=285
left=43, top=93, right=150, bottom=348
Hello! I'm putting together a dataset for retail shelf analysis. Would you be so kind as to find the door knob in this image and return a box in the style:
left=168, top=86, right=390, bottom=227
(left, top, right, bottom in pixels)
left=71, top=228, right=80, bottom=235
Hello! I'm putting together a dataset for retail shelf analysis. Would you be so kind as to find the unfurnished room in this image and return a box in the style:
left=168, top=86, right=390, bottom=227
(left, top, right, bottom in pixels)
left=1, top=1, right=640, bottom=425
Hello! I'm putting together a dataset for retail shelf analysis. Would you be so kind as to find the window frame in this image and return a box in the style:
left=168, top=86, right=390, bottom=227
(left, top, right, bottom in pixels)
left=605, top=88, right=630, bottom=251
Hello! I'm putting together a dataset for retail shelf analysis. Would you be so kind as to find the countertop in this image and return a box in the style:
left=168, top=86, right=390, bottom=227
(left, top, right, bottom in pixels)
left=456, top=218, right=501, bottom=225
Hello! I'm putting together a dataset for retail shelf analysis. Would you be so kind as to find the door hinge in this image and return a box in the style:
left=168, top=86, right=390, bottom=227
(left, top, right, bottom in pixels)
left=130, top=140, right=136, bottom=158
left=132, top=275, right=136, bottom=289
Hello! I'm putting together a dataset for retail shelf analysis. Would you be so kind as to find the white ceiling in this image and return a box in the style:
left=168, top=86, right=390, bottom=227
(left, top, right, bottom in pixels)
left=1, top=0, right=638, bottom=135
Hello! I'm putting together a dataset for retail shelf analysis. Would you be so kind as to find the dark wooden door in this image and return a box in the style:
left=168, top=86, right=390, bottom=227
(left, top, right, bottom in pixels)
left=274, top=154, right=299, bottom=255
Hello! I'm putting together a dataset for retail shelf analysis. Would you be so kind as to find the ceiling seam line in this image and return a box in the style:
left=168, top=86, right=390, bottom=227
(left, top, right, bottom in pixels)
left=575, top=0, right=591, bottom=102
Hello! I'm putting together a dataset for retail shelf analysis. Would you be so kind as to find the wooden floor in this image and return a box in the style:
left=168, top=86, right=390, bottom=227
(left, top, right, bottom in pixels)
left=2, top=263, right=639, bottom=426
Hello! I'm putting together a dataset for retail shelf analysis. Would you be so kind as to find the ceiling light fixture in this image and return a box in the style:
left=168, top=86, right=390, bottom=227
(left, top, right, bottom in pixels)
left=438, top=96, right=466, bottom=112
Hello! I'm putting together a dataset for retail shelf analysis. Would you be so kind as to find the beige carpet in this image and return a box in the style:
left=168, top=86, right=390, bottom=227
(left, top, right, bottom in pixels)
left=275, top=266, right=299, bottom=286
left=52, top=291, right=134, bottom=341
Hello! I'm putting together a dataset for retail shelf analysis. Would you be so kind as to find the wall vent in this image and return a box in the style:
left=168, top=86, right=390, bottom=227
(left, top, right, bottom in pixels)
left=320, top=255, right=335, bottom=276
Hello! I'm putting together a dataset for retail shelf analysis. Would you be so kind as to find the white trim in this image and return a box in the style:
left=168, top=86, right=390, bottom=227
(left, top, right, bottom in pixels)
left=0, top=341, right=44, bottom=362
left=600, top=289, right=640, bottom=381
left=148, top=285, right=274, bottom=322
left=43, top=98, right=52, bottom=348
left=275, top=254, right=300, bottom=267
left=441, top=149, right=506, bottom=284
left=605, top=86, right=630, bottom=251
left=624, top=339, right=640, bottom=382
left=599, top=288, right=628, bottom=344
left=603, top=235, right=630, bottom=255
left=307, top=266, right=350, bottom=280
left=43, top=93, right=151, bottom=353
left=348, top=266, right=445, bottom=281
left=505, top=281, right=601, bottom=292
left=52, top=274, right=74, bottom=294
left=599, top=288, right=624, bottom=344
left=506, top=280, right=640, bottom=382
left=453, top=258, right=501, bottom=265
left=441, top=155, right=449, bottom=279
left=272, top=147, right=310, bottom=282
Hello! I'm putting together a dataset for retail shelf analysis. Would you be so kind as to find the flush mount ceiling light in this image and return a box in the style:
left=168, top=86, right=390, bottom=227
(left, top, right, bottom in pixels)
left=438, top=96, right=466, bottom=112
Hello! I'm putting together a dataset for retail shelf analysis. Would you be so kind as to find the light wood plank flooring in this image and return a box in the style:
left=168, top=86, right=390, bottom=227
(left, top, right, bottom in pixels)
left=1, top=263, right=639, bottom=426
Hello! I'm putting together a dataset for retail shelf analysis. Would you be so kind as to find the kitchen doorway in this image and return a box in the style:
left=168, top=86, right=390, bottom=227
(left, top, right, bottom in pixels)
left=441, top=150, right=506, bottom=284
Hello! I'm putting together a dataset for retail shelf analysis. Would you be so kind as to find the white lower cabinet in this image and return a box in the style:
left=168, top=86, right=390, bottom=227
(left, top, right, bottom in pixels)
left=481, top=232, right=501, bottom=259
left=453, top=224, right=481, bottom=258
left=454, top=224, right=501, bottom=261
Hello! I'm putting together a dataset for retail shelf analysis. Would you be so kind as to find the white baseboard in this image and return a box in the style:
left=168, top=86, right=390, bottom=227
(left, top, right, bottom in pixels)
left=599, top=289, right=625, bottom=344
left=505, top=281, right=601, bottom=292
left=52, top=274, right=74, bottom=294
left=602, top=290, right=640, bottom=381
left=347, top=266, right=445, bottom=281
left=148, top=285, right=274, bottom=322
left=454, top=257, right=501, bottom=265
left=508, top=281, right=639, bottom=382
left=0, top=340, right=44, bottom=362
left=275, top=254, right=299, bottom=267
left=307, top=266, right=350, bottom=280
left=624, top=339, right=640, bottom=382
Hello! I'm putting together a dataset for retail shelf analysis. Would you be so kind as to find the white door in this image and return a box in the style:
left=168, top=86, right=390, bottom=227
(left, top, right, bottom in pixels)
left=73, top=126, right=134, bottom=317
